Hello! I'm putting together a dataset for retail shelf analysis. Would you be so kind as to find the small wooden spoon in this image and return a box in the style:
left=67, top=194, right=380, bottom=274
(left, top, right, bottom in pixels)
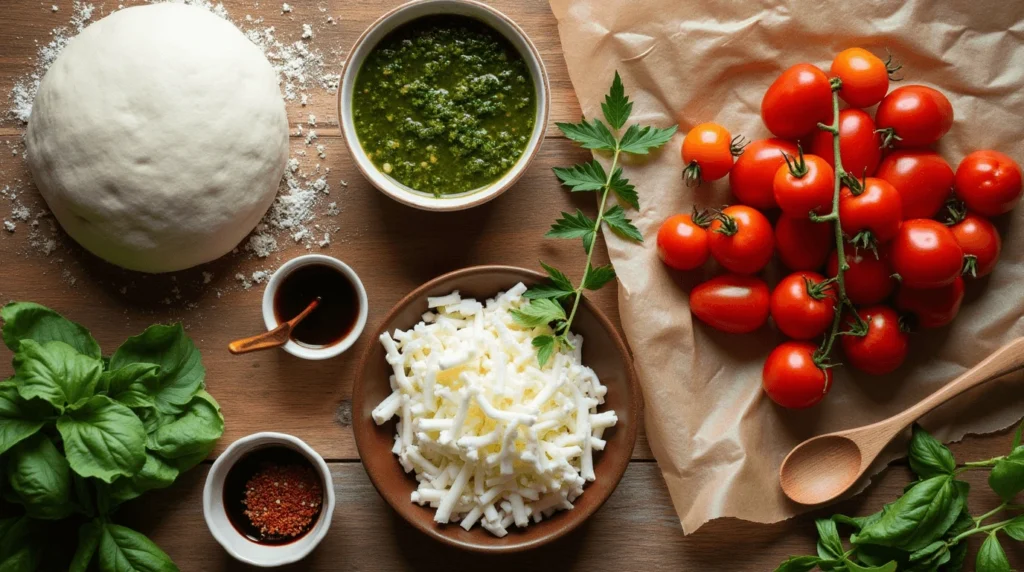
left=780, top=336, right=1024, bottom=505
left=228, top=298, right=320, bottom=355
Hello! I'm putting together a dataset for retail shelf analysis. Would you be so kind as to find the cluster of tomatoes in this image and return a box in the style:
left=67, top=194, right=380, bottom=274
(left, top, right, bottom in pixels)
left=657, top=47, right=1023, bottom=409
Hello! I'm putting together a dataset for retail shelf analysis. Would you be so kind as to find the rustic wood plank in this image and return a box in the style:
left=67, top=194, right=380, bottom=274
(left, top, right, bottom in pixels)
left=118, top=459, right=1022, bottom=570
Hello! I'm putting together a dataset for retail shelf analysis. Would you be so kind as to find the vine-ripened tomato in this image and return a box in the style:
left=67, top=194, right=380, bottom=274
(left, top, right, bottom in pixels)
left=875, top=85, right=954, bottom=148
left=657, top=211, right=711, bottom=271
left=827, top=248, right=894, bottom=305
left=682, top=123, right=735, bottom=186
left=875, top=150, right=955, bottom=219
left=839, top=177, right=903, bottom=247
left=954, top=150, right=1024, bottom=216
left=840, top=305, right=909, bottom=375
left=949, top=212, right=1001, bottom=278
left=762, top=342, right=831, bottom=409
left=890, top=219, right=964, bottom=288
left=707, top=206, right=775, bottom=274
left=776, top=215, right=833, bottom=271
left=730, top=138, right=799, bottom=209
left=809, top=109, right=882, bottom=178
left=761, top=64, right=834, bottom=140
left=896, top=276, right=965, bottom=328
left=690, top=274, right=770, bottom=334
left=773, top=150, right=835, bottom=218
left=830, top=48, right=890, bottom=108
left=770, top=271, right=835, bottom=340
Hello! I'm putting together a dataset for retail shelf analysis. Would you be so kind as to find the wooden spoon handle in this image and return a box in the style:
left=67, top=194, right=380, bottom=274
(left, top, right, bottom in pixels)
left=228, top=324, right=291, bottom=354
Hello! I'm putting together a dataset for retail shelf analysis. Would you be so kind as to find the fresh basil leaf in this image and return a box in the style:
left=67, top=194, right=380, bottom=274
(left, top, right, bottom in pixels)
left=532, top=335, right=556, bottom=368
left=8, top=434, right=73, bottom=520
left=583, top=264, right=616, bottom=291
left=601, top=71, right=631, bottom=131
left=97, top=522, right=178, bottom=572
left=1003, top=514, right=1024, bottom=541
left=852, top=545, right=910, bottom=569
left=988, top=446, right=1024, bottom=501
left=105, top=453, right=179, bottom=507
left=910, top=540, right=947, bottom=563
left=0, top=516, right=31, bottom=561
left=110, top=324, right=203, bottom=415
left=553, top=160, right=607, bottom=192
left=57, top=395, right=146, bottom=483
left=774, top=555, right=825, bottom=572
left=13, top=340, right=103, bottom=409
left=510, top=299, right=567, bottom=329
left=608, top=167, right=639, bottom=209
left=853, top=475, right=962, bottom=552
left=100, top=364, right=159, bottom=397
left=943, top=540, right=967, bottom=572
left=0, top=545, right=40, bottom=572
left=975, top=533, right=1009, bottom=572
left=617, top=123, right=677, bottom=155
left=146, top=391, right=223, bottom=462
left=71, top=520, right=103, bottom=572
left=815, top=518, right=844, bottom=560
left=603, top=205, right=643, bottom=242
left=909, top=424, right=956, bottom=478
left=834, top=512, right=882, bottom=532
left=1, top=302, right=101, bottom=359
left=0, top=382, right=48, bottom=456
left=555, top=118, right=617, bottom=151
left=846, top=560, right=897, bottom=572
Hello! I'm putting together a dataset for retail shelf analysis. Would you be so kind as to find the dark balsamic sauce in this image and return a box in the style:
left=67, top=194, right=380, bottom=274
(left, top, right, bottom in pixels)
left=273, top=263, right=360, bottom=348
left=222, top=446, right=324, bottom=545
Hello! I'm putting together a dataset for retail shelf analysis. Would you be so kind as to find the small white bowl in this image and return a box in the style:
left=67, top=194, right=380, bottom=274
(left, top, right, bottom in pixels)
left=261, top=254, right=368, bottom=360
left=339, top=0, right=550, bottom=212
left=203, top=432, right=336, bottom=568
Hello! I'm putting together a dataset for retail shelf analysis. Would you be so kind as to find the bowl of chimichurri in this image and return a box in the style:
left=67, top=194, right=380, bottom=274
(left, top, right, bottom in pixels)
left=339, top=0, right=550, bottom=211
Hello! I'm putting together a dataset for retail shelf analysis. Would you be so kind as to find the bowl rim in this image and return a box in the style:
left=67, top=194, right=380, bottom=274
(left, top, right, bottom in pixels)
left=337, top=0, right=551, bottom=212
left=351, top=265, right=641, bottom=553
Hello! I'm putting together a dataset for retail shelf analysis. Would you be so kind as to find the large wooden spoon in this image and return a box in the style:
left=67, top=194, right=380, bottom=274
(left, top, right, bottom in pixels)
left=228, top=298, right=320, bottom=355
left=780, top=336, right=1024, bottom=505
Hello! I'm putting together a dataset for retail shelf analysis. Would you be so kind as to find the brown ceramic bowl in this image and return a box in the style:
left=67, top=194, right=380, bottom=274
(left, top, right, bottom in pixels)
left=352, top=265, right=640, bottom=552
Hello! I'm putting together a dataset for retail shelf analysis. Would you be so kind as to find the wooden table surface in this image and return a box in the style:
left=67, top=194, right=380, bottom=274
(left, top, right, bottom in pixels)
left=0, top=1, right=1020, bottom=570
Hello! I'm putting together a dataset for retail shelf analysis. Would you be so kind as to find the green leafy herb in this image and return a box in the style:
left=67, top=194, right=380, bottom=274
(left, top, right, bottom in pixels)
left=775, top=422, right=1024, bottom=572
left=515, top=72, right=677, bottom=365
left=0, top=302, right=225, bottom=571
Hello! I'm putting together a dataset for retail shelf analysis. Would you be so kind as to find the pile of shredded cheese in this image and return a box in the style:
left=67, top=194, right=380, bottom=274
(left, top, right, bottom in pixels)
left=372, top=283, right=617, bottom=537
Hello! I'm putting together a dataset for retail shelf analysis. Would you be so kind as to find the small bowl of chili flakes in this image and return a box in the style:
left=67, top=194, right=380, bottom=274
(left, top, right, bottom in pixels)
left=203, top=432, right=335, bottom=567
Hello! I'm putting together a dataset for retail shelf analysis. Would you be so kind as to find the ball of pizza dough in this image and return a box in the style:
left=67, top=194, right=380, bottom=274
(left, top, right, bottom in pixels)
left=25, top=3, right=288, bottom=273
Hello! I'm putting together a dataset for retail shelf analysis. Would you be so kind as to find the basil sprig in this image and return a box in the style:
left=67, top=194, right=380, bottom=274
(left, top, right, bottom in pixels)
left=777, top=423, right=1024, bottom=572
left=0, top=302, right=224, bottom=571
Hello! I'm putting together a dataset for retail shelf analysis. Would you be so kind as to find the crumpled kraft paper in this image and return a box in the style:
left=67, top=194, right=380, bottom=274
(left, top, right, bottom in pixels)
left=549, top=0, right=1024, bottom=532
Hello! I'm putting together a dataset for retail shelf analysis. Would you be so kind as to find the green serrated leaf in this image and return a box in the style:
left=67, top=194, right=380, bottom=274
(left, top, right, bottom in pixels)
left=553, top=161, right=606, bottom=192
left=618, top=123, right=677, bottom=155
left=608, top=168, right=639, bottom=209
left=523, top=284, right=575, bottom=301
left=556, top=118, right=617, bottom=151
left=603, top=205, right=643, bottom=242
left=601, top=71, right=632, bottom=130
left=532, top=335, right=556, bottom=368
left=510, top=299, right=567, bottom=329
left=547, top=210, right=597, bottom=250
left=583, top=264, right=616, bottom=291
left=540, top=261, right=575, bottom=292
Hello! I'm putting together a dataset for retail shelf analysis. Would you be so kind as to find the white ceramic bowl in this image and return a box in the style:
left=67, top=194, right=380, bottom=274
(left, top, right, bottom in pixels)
left=261, top=254, right=368, bottom=360
left=203, top=432, right=336, bottom=568
left=338, top=0, right=550, bottom=211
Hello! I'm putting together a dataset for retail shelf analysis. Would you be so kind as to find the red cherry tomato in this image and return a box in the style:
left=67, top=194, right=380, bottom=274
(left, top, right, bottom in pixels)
left=954, top=150, right=1023, bottom=216
left=707, top=206, right=775, bottom=275
left=761, top=64, right=834, bottom=140
left=773, top=151, right=835, bottom=218
left=896, top=276, right=965, bottom=328
left=949, top=212, right=1001, bottom=278
left=730, top=138, right=799, bottom=209
left=839, top=177, right=903, bottom=247
left=827, top=248, right=895, bottom=306
left=840, top=305, right=909, bottom=375
left=762, top=342, right=832, bottom=409
left=682, top=123, right=735, bottom=186
left=809, top=109, right=882, bottom=178
left=830, top=48, right=890, bottom=109
left=875, top=85, right=954, bottom=148
left=770, top=271, right=835, bottom=340
left=890, top=219, right=964, bottom=288
left=690, top=274, right=770, bottom=334
left=875, top=150, right=954, bottom=219
left=657, top=212, right=711, bottom=271
left=776, top=215, right=833, bottom=271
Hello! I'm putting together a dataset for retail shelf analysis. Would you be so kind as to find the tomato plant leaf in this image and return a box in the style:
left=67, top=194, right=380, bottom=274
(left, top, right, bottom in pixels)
left=540, top=261, right=575, bottom=293
left=618, top=123, right=677, bottom=155
left=601, top=71, right=631, bottom=131
left=547, top=210, right=596, bottom=240
left=97, top=522, right=178, bottom=572
left=976, top=533, right=1009, bottom=572
left=110, top=324, right=204, bottom=415
left=908, top=424, right=956, bottom=479
left=532, top=335, right=556, bottom=368
left=583, top=264, right=616, bottom=291
left=0, top=382, right=48, bottom=457
left=57, top=395, right=146, bottom=483
left=603, top=205, right=643, bottom=242
left=12, top=340, right=103, bottom=410
left=988, top=446, right=1024, bottom=501
left=555, top=118, right=617, bottom=151
left=553, top=160, right=607, bottom=192
left=608, top=168, right=639, bottom=209
left=1, top=302, right=101, bottom=359
left=511, top=299, right=567, bottom=329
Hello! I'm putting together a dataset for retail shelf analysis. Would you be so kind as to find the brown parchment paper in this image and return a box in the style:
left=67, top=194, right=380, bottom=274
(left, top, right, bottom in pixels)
left=549, top=0, right=1024, bottom=532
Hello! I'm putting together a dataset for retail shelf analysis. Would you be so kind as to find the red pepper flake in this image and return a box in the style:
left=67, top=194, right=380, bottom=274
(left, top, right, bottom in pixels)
left=242, top=463, right=323, bottom=539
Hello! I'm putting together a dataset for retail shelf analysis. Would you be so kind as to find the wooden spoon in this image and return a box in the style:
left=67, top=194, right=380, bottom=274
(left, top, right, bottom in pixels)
left=228, top=298, right=320, bottom=355
left=780, top=336, right=1024, bottom=505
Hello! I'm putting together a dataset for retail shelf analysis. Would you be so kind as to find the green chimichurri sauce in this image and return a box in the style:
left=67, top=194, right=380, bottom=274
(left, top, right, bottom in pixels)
left=353, top=15, right=536, bottom=198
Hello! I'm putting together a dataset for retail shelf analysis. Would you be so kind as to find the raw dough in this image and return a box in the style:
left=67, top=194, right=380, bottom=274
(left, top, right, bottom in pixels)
left=25, top=3, right=289, bottom=273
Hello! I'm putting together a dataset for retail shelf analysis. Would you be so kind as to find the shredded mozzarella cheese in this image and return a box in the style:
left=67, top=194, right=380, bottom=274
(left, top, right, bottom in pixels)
left=372, top=284, right=616, bottom=536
